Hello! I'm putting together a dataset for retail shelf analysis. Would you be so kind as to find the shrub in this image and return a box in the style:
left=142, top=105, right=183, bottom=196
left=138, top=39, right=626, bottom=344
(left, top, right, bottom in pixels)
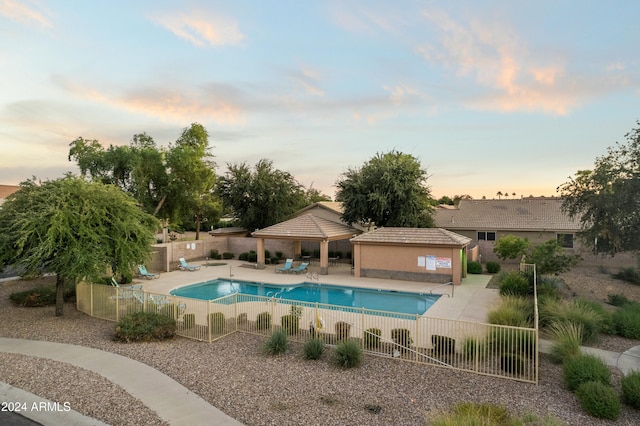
left=430, top=402, right=510, bottom=426
left=575, top=381, right=620, bottom=420
left=335, top=321, right=351, bottom=341
left=547, top=321, right=583, bottom=363
left=209, top=249, right=221, bottom=259
left=10, top=284, right=75, bottom=307
left=485, top=261, right=501, bottom=274
left=208, top=312, right=225, bottom=333
left=467, top=261, right=482, bottom=274
left=621, top=370, right=640, bottom=409
left=183, top=313, right=195, bottom=329
left=264, top=250, right=271, bottom=259
left=222, top=252, right=234, bottom=259
left=256, top=311, right=271, bottom=330
left=270, top=257, right=280, bottom=265
left=261, top=329, right=288, bottom=356
left=487, top=296, right=533, bottom=327
left=490, top=327, right=535, bottom=355
left=391, top=328, right=413, bottom=352
left=238, top=252, right=249, bottom=261
left=333, top=339, right=362, bottom=368
left=500, top=353, right=525, bottom=375
left=275, top=251, right=283, bottom=259
left=607, top=293, right=630, bottom=307
left=499, top=271, right=530, bottom=297
left=613, top=302, right=640, bottom=339
left=114, top=312, right=176, bottom=342
left=540, top=298, right=611, bottom=343
left=247, top=251, right=257, bottom=262
left=281, top=315, right=300, bottom=335
left=364, top=328, right=382, bottom=350
left=563, top=353, right=611, bottom=391
left=613, top=267, right=640, bottom=285
left=303, top=337, right=325, bottom=360
left=432, top=335, right=455, bottom=356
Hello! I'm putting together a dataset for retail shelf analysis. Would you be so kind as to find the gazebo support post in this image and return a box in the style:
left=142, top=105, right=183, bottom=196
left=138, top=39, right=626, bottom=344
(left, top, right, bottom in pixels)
left=319, top=239, right=329, bottom=275
left=256, top=238, right=266, bottom=269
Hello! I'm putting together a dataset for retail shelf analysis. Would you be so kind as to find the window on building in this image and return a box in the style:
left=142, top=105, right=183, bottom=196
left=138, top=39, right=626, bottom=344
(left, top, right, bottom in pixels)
left=477, top=231, right=496, bottom=241
left=557, top=233, right=574, bottom=248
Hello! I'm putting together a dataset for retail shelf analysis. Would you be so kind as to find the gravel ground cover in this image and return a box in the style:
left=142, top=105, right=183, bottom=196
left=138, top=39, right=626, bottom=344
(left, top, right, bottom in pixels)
left=1, top=268, right=639, bottom=426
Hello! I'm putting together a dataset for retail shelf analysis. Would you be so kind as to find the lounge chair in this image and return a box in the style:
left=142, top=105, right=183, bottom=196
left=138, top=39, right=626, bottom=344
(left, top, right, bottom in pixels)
left=150, top=294, right=187, bottom=317
left=275, top=258, right=294, bottom=273
left=290, top=262, right=309, bottom=274
left=137, top=265, right=160, bottom=279
left=178, top=257, right=201, bottom=271
left=110, top=277, right=143, bottom=299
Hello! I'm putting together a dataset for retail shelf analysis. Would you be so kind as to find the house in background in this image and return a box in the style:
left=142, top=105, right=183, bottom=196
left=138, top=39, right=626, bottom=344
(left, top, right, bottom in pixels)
left=433, top=197, right=582, bottom=263
left=0, top=185, right=20, bottom=207
left=433, top=196, right=638, bottom=268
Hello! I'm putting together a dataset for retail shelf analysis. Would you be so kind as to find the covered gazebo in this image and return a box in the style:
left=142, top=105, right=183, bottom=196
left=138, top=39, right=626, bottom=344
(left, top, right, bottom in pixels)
left=251, top=214, right=361, bottom=275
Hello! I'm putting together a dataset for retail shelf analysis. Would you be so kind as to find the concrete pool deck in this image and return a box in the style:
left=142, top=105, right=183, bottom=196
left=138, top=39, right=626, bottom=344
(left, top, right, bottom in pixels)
left=136, top=260, right=499, bottom=322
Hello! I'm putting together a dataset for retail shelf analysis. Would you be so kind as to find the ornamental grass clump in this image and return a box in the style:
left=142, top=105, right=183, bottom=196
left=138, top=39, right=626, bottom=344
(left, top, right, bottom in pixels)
left=547, top=320, right=583, bottom=363
left=303, top=337, right=325, bottom=360
left=563, top=353, right=611, bottom=391
left=333, top=339, right=363, bottom=368
left=613, top=302, right=640, bottom=340
left=498, top=271, right=530, bottom=297
left=261, top=329, right=288, bottom=356
left=487, top=296, right=533, bottom=327
left=113, top=311, right=176, bottom=343
left=575, top=381, right=621, bottom=420
left=621, top=370, right=640, bottom=409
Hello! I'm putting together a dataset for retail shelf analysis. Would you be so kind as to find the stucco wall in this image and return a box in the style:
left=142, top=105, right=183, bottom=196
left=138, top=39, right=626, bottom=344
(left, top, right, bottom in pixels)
left=353, top=243, right=463, bottom=285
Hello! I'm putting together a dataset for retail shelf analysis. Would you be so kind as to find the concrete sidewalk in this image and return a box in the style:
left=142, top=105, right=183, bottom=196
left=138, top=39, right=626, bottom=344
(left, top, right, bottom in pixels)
left=0, top=338, right=243, bottom=426
left=539, top=339, right=640, bottom=375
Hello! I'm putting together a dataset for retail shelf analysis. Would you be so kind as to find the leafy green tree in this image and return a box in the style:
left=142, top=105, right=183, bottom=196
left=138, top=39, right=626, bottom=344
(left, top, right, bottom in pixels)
left=164, top=123, right=220, bottom=240
left=527, top=239, right=580, bottom=275
left=0, top=176, right=159, bottom=316
left=558, top=122, right=640, bottom=255
left=69, top=133, right=169, bottom=217
left=493, top=235, right=530, bottom=260
left=303, top=185, right=332, bottom=204
left=217, top=159, right=305, bottom=230
left=335, top=150, right=433, bottom=227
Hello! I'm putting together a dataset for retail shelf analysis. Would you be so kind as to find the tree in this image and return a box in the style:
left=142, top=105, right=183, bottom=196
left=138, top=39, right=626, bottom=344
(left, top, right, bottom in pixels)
left=493, top=235, right=530, bottom=260
left=164, top=123, right=220, bottom=240
left=527, top=239, right=580, bottom=275
left=335, top=150, right=433, bottom=227
left=303, top=185, right=332, bottom=204
left=216, top=159, right=306, bottom=230
left=0, top=176, right=159, bottom=316
left=69, top=133, right=169, bottom=218
left=558, top=122, right=640, bottom=255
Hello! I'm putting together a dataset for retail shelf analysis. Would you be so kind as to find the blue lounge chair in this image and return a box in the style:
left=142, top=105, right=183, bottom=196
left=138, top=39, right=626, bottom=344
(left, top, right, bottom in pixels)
left=178, top=257, right=201, bottom=271
left=275, top=258, right=294, bottom=273
left=137, top=265, right=158, bottom=279
left=290, top=262, right=309, bottom=274
left=150, top=294, right=187, bottom=317
left=137, top=265, right=159, bottom=279
left=110, top=277, right=143, bottom=299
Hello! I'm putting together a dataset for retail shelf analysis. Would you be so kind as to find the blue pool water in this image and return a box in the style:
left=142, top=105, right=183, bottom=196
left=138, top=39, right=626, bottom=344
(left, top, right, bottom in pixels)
left=170, top=279, right=440, bottom=316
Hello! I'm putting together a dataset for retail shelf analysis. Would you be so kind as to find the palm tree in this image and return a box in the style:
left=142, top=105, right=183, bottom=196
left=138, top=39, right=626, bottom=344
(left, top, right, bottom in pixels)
left=496, top=191, right=503, bottom=199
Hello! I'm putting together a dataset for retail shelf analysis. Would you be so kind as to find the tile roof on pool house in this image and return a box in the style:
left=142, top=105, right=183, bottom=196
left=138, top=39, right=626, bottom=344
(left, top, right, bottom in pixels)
left=350, top=227, right=472, bottom=247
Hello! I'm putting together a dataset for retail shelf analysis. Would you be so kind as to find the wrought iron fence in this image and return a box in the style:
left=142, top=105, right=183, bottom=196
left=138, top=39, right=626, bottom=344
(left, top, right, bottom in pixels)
left=77, top=279, right=539, bottom=383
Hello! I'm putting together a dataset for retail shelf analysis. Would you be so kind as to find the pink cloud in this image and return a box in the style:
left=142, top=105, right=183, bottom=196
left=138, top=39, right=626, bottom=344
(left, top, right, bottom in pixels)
left=0, top=0, right=52, bottom=28
left=151, top=9, right=245, bottom=47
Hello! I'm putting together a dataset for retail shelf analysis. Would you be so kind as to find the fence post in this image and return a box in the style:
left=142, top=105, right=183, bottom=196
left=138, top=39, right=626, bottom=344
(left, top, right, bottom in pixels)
left=90, top=283, right=94, bottom=317
left=207, top=300, right=212, bottom=343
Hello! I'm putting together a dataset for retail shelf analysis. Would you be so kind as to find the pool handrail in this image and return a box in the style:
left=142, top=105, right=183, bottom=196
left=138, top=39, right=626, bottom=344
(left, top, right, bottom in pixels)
left=429, top=281, right=454, bottom=298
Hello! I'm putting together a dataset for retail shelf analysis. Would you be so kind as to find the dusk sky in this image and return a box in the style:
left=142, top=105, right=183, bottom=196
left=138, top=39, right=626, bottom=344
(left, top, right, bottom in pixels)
left=1, top=1, right=639, bottom=199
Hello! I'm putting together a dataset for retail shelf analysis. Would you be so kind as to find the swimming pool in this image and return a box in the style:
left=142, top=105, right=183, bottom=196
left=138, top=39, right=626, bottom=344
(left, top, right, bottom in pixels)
left=170, top=279, right=440, bottom=316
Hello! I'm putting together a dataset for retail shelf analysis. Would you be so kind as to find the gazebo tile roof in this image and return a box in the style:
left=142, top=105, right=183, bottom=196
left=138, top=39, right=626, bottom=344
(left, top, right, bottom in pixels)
left=251, top=214, right=360, bottom=240
left=350, top=227, right=471, bottom=246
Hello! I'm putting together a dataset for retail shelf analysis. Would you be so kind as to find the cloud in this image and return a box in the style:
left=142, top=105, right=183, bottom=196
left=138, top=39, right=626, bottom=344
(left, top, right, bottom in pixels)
left=51, top=75, right=246, bottom=125
left=290, top=67, right=325, bottom=96
left=0, top=0, right=52, bottom=28
left=416, top=9, right=583, bottom=114
left=151, top=9, right=245, bottom=47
